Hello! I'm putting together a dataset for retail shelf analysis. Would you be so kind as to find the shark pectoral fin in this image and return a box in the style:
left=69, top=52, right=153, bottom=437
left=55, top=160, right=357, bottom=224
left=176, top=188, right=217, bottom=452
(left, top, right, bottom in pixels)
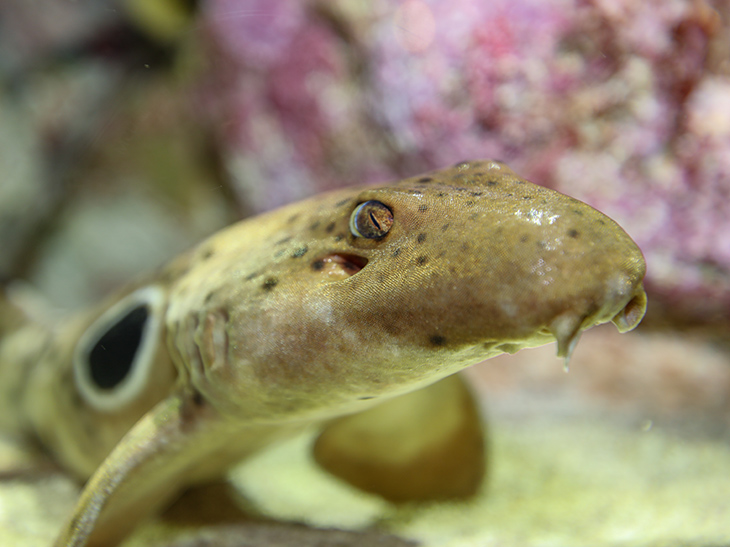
left=313, top=374, right=486, bottom=502
left=53, top=389, right=218, bottom=547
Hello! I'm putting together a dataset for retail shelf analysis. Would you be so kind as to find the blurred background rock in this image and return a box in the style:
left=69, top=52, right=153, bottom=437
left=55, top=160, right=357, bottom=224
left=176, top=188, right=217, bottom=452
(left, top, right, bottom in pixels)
left=1, top=0, right=729, bottom=546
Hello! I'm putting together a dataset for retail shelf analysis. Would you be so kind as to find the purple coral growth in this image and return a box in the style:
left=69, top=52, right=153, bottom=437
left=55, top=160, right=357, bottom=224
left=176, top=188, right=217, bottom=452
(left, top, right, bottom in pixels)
left=202, top=0, right=730, bottom=326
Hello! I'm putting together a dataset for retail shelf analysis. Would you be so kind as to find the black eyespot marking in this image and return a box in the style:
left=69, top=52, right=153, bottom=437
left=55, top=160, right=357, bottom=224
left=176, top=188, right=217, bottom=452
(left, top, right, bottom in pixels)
left=312, top=259, right=325, bottom=271
left=430, top=334, right=446, bottom=346
left=326, top=222, right=336, bottom=233
left=418, top=204, right=428, bottom=212
left=88, top=305, right=148, bottom=390
left=416, top=255, right=428, bottom=265
left=568, top=229, right=580, bottom=238
left=262, top=277, right=278, bottom=290
left=350, top=201, right=394, bottom=239
left=418, top=176, right=433, bottom=183
left=291, top=246, right=308, bottom=258
left=417, top=233, right=427, bottom=243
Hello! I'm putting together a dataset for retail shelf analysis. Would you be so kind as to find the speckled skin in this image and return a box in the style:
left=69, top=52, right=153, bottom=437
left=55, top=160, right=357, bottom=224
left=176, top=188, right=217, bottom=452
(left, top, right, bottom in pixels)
left=0, top=160, right=646, bottom=547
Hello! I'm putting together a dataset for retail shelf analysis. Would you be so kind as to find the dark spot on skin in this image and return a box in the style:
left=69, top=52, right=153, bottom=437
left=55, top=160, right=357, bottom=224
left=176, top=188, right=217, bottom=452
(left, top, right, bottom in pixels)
left=201, top=248, right=214, bottom=260
left=326, top=222, right=336, bottom=233
left=291, top=246, right=308, bottom=258
left=417, top=233, right=427, bottom=243
left=470, top=192, right=483, bottom=197
left=274, top=249, right=286, bottom=258
left=522, top=195, right=531, bottom=200
left=568, top=229, right=580, bottom=238
left=454, top=187, right=468, bottom=191
left=287, top=214, right=299, bottom=224
left=392, top=248, right=401, bottom=257
left=359, top=396, right=376, bottom=400
left=572, top=209, right=584, bottom=216
left=262, top=277, right=278, bottom=290
left=461, top=242, right=470, bottom=251
left=334, top=234, right=345, bottom=242
left=436, top=192, right=446, bottom=197
left=204, top=292, right=215, bottom=303
left=310, top=221, right=320, bottom=230
left=487, top=180, right=498, bottom=187
left=336, top=198, right=351, bottom=207
left=245, top=272, right=258, bottom=281
left=276, top=236, right=292, bottom=246
left=520, top=235, right=529, bottom=243
left=192, top=390, right=206, bottom=407
left=537, top=240, right=547, bottom=249
left=312, top=259, right=325, bottom=271
left=430, top=334, right=446, bottom=346
left=597, top=219, right=606, bottom=225
left=441, top=223, right=450, bottom=231
left=418, top=176, right=433, bottom=183
left=416, top=256, right=428, bottom=265
left=418, top=204, right=428, bottom=212
left=465, top=200, right=474, bottom=206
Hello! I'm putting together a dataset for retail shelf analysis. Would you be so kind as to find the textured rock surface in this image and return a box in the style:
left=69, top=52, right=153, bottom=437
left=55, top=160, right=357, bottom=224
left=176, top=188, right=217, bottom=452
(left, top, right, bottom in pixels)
left=200, top=0, right=730, bottom=326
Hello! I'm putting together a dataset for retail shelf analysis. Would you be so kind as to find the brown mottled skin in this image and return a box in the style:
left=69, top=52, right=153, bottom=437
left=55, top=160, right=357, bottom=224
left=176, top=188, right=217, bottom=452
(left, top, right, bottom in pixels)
left=0, top=161, right=646, bottom=546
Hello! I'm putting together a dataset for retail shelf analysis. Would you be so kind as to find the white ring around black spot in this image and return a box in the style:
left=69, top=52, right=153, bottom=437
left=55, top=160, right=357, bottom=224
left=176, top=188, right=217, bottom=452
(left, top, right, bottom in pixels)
left=73, top=286, right=165, bottom=412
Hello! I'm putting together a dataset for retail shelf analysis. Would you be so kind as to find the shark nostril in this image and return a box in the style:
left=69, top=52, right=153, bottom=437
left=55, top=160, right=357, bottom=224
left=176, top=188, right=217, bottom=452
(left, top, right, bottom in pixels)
left=611, top=288, right=647, bottom=333
left=312, top=253, right=369, bottom=278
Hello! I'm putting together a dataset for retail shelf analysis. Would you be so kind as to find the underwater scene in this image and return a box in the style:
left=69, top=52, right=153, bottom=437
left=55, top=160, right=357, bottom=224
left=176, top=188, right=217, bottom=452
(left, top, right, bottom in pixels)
left=1, top=1, right=729, bottom=546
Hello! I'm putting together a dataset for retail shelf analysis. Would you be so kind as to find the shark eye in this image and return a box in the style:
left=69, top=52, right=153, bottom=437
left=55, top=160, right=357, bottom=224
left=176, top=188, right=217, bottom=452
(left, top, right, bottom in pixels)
left=349, top=201, right=393, bottom=239
left=74, top=286, right=164, bottom=412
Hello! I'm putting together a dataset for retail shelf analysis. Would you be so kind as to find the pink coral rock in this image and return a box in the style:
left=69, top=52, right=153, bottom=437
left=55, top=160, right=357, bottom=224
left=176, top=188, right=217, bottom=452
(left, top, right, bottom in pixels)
left=201, top=0, right=730, bottom=327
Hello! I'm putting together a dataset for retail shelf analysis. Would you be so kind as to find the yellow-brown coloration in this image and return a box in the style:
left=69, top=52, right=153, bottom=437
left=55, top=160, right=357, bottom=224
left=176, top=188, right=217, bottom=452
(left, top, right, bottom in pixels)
left=0, top=160, right=646, bottom=546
